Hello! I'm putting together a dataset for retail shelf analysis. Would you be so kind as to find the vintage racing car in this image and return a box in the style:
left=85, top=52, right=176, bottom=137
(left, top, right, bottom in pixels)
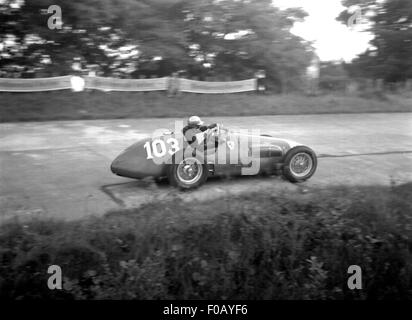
left=111, top=124, right=317, bottom=189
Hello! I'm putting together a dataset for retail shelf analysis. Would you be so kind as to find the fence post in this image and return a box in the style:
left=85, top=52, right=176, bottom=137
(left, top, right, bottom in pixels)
left=167, top=72, right=181, bottom=97
left=255, top=69, right=266, bottom=94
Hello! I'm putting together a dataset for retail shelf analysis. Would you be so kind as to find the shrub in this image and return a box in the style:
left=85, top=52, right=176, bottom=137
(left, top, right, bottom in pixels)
left=0, top=183, right=411, bottom=299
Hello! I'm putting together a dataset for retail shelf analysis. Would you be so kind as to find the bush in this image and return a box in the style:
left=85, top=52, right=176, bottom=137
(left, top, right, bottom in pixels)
left=1, top=183, right=411, bottom=299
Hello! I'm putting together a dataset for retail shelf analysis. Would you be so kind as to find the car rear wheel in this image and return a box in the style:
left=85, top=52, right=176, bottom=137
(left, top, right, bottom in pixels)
left=283, top=146, right=317, bottom=183
left=167, top=156, right=208, bottom=189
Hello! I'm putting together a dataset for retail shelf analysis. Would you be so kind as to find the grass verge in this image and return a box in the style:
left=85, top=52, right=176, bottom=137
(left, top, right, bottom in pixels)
left=1, top=182, right=412, bottom=299
left=1, top=91, right=411, bottom=122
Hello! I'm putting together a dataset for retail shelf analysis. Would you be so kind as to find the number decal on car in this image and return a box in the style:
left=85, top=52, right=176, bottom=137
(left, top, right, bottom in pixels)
left=144, top=138, right=180, bottom=160
left=167, top=138, right=180, bottom=155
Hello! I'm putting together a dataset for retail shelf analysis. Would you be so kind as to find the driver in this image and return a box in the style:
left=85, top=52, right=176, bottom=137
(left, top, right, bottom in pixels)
left=183, top=116, right=218, bottom=146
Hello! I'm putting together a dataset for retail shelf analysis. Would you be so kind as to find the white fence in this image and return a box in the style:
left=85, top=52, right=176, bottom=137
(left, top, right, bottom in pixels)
left=179, top=78, right=256, bottom=94
left=84, top=76, right=168, bottom=92
left=0, top=75, right=257, bottom=94
left=0, top=76, right=72, bottom=92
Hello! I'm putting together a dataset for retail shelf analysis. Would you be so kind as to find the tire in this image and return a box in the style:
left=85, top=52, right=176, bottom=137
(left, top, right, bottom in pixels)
left=166, top=156, right=208, bottom=189
left=282, top=146, right=317, bottom=183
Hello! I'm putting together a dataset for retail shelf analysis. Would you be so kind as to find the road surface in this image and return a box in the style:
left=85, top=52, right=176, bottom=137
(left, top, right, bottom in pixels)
left=1, top=113, right=412, bottom=223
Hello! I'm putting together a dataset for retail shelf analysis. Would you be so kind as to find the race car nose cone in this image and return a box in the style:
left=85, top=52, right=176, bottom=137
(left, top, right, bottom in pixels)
left=110, top=140, right=165, bottom=179
left=110, top=155, right=122, bottom=174
left=110, top=151, right=135, bottom=176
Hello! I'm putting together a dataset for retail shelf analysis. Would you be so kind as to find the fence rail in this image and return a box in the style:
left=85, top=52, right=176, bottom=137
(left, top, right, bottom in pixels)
left=84, top=76, right=169, bottom=92
left=0, top=76, right=72, bottom=92
left=179, top=78, right=256, bottom=94
left=0, top=75, right=258, bottom=94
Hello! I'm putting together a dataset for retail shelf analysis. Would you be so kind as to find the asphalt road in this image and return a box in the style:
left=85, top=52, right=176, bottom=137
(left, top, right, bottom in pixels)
left=1, top=113, right=412, bottom=223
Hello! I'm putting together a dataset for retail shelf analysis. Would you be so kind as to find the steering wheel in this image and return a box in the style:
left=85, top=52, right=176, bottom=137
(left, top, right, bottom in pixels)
left=203, top=124, right=219, bottom=144
left=215, top=124, right=220, bottom=136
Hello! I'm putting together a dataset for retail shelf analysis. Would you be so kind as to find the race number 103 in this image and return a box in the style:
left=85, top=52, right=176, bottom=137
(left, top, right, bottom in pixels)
left=144, top=138, right=180, bottom=159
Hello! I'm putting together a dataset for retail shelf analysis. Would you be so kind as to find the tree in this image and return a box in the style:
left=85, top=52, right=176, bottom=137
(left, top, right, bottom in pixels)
left=1, top=0, right=313, bottom=90
left=338, top=0, right=412, bottom=83
left=181, top=0, right=312, bottom=89
left=0, top=0, right=137, bottom=76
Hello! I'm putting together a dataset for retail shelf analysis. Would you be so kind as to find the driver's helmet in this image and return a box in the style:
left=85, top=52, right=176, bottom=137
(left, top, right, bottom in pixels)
left=188, top=116, right=204, bottom=126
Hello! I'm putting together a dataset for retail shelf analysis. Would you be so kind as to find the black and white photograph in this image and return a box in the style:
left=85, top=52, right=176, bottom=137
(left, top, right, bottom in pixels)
left=0, top=0, right=412, bottom=307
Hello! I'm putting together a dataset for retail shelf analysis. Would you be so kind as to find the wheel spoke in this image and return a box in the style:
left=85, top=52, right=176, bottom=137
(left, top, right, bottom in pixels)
left=177, top=158, right=203, bottom=184
left=289, top=152, right=312, bottom=177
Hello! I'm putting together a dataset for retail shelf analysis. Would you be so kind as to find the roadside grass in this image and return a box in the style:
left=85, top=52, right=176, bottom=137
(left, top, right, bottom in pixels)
left=1, top=182, right=412, bottom=299
left=1, top=91, right=411, bottom=122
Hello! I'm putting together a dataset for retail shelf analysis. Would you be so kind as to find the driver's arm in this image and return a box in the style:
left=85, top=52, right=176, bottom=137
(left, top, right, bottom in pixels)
left=199, top=123, right=217, bottom=132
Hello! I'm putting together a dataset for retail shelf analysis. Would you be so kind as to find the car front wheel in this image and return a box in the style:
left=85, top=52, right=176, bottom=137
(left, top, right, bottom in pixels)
left=167, top=156, right=208, bottom=189
left=282, top=146, right=317, bottom=183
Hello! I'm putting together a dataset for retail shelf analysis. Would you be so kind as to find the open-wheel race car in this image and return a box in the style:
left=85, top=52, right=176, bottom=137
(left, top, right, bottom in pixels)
left=111, top=123, right=317, bottom=189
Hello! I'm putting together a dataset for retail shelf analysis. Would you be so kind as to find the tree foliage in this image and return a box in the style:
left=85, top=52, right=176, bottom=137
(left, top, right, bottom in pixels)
left=0, top=0, right=312, bottom=89
left=338, top=0, right=412, bottom=83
